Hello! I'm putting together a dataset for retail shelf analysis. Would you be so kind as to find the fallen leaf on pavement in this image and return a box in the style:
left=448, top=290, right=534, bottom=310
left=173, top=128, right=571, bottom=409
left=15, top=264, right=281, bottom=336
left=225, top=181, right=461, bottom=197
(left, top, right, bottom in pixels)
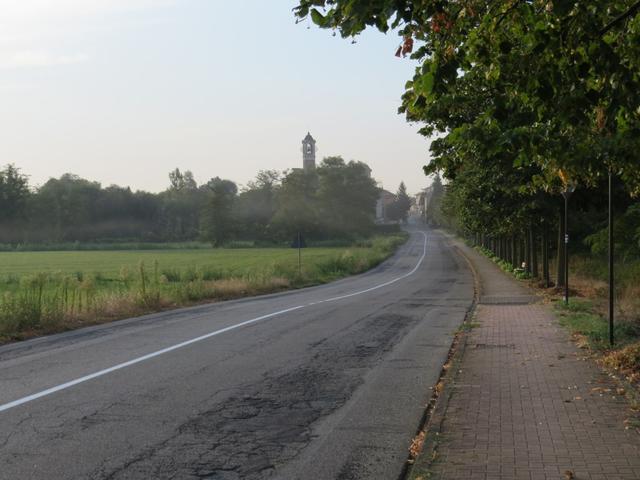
left=409, top=431, right=426, bottom=459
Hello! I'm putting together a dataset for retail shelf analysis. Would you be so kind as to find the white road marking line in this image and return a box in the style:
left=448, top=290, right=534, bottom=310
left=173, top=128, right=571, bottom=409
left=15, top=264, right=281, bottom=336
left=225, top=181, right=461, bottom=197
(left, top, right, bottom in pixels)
left=0, top=232, right=428, bottom=413
left=319, top=232, right=427, bottom=303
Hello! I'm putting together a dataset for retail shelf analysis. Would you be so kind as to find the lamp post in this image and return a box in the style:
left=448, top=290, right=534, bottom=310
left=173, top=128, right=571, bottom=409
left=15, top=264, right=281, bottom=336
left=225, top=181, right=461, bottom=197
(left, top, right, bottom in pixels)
left=609, top=171, right=614, bottom=346
left=561, top=181, right=576, bottom=305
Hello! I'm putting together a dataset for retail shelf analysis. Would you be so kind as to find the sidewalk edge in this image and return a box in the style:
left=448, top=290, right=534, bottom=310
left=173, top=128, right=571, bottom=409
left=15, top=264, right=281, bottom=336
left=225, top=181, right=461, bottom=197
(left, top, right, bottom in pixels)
left=402, top=237, right=481, bottom=479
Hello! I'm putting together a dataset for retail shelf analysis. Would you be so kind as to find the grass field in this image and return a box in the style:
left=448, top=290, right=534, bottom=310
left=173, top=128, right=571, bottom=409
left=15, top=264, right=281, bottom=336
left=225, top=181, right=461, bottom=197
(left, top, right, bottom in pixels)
left=0, top=248, right=374, bottom=279
left=0, top=234, right=408, bottom=342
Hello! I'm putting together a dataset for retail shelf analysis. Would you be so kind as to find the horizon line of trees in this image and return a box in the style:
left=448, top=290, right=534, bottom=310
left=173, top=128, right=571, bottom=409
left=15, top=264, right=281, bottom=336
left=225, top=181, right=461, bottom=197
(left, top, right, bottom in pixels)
left=0, top=157, right=411, bottom=246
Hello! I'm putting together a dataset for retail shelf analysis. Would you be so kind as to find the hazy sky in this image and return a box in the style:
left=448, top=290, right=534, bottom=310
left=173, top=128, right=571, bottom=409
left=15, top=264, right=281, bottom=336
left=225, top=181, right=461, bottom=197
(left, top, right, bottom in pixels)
left=0, top=0, right=433, bottom=194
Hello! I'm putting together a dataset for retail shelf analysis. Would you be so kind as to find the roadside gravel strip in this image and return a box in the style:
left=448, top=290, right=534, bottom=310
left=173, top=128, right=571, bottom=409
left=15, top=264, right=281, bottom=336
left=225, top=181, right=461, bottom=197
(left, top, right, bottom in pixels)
left=0, top=229, right=474, bottom=479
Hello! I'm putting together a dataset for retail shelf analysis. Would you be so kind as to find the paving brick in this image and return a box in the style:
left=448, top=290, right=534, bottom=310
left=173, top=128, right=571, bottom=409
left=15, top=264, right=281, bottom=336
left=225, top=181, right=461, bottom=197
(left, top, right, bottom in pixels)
left=426, top=238, right=640, bottom=480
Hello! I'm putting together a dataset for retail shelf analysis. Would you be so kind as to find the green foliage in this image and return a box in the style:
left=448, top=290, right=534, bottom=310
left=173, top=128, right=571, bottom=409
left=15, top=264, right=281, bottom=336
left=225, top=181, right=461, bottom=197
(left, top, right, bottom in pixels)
left=294, top=0, right=640, bottom=263
left=557, top=301, right=611, bottom=348
left=572, top=253, right=640, bottom=289
left=271, top=169, right=320, bottom=239
left=513, top=269, right=532, bottom=280
left=387, top=181, right=412, bottom=222
left=271, top=156, right=379, bottom=239
left=458, top=321, right=481, bottom=332
left=0, top=159, right=381, bottom=247
left=168, top=168, right=197, bottom=192
left=476, top=245, right=532, bottom=279
left=316, top=156, right=380, bottom=235
left=586, top=204, right=640, bottom=260
left=555, top=299, right=640, bottom=350
left=426, top=174, right=445, bottom=226
left=0, top=272, right=98, bottom=335
left=309, top=233, right=407, bottom=281
left=0, top=164, right=30, bottom=222
left=200, top=177, right=238, bottom=246
left=235, top=170, right=281, bottom=241
left=478, top=245, right=512, bottom=273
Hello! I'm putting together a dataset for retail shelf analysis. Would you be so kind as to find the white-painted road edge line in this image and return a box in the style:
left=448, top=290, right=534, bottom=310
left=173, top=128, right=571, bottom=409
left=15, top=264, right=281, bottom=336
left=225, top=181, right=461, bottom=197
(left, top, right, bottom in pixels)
left=0, top=231, right=428, bottom=414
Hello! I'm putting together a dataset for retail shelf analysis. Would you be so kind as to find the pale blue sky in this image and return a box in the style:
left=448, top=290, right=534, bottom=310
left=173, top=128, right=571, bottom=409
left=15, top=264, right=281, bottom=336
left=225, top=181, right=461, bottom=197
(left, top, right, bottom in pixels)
left=0, top=0, right=432, bottom=194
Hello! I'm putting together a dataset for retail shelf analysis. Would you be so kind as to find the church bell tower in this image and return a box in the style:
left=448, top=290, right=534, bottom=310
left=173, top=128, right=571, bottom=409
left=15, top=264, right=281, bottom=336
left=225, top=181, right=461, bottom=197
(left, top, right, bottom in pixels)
left=302, top=132, right=316, bottom=171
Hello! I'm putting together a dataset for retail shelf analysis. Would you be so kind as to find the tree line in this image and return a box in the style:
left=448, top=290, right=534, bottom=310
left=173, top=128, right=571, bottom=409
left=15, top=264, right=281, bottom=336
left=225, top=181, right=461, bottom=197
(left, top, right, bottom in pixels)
left=296, top=0, right=640, bottom=284
left=0, top=156, right=387, bottom=246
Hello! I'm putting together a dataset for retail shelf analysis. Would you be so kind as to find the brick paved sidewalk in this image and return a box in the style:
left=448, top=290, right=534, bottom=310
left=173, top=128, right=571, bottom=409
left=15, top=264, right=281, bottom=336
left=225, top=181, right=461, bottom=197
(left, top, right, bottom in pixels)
left=416, top=238, right=640, bottom=480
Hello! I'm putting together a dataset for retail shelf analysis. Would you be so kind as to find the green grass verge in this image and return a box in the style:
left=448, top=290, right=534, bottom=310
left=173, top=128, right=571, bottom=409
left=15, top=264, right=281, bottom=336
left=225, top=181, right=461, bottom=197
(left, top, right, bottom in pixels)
left=474, top=245, right=532, bottom=280
left=554, top=299, right=640, bottom=350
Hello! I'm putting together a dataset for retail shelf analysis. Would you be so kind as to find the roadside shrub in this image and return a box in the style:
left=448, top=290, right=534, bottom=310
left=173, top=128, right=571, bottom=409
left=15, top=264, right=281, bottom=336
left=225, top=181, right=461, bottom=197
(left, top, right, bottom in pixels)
left=199, top=267, right=226, bottom=281
left=161, top=268, right=181, bottom=282
left=172, top=280, right=210, bottom=303
left=181, top=266, right=201, bottom=282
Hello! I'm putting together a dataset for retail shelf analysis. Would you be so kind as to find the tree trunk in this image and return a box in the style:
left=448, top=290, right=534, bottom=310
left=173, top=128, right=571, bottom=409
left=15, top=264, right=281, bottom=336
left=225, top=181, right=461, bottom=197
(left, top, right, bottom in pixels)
left=517, top=236, right=524, bottom=269
left=525, top=230, right=532, bottom=275
left=531, top=227, right=539, bottom=278
left=505, top=237, right=509, bottom=262
left=543, top=222, right=550, bottom=287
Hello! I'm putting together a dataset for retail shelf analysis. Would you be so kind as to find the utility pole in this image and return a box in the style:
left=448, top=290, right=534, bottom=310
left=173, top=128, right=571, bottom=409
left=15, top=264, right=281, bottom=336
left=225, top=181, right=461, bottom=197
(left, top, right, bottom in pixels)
left=609, top=171, right=615, bottom=346
left=561, top=182, right=576, bottom=304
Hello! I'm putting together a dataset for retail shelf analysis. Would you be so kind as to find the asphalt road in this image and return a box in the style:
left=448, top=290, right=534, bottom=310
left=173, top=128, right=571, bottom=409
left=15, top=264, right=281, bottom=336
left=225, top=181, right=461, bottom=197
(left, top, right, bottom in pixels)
left=0, top=229, right=473, bottom=480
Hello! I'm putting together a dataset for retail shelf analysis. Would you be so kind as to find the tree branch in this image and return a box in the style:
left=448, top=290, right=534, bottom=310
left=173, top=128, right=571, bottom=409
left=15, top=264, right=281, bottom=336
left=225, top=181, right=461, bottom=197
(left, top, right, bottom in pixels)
left=599, top=0, right=640, bottom=36
left=495, top=0, right=523, bottom=28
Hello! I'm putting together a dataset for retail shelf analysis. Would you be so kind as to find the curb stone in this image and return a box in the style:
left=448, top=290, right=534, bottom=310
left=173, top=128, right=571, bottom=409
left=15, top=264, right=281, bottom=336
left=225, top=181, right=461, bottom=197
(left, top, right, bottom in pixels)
left=403, top=239, right=481, bottom=480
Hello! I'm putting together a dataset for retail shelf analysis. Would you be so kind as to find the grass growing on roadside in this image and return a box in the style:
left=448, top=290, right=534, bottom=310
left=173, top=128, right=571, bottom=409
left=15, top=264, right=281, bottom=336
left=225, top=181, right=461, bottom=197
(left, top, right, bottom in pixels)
left=555, top=299, right=640, bottom=385
left=554, top=299, right=640, bottom=350
left=0, top=233, right=408, bottom=342
left=555, top=299, right=611, bottom=350
left=457, top=321, right=481, bottom=333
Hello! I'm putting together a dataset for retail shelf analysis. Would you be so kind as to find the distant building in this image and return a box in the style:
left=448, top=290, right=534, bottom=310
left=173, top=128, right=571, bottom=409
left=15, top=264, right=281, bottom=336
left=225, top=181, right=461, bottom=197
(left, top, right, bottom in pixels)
left=376, top=189, right=396, bottom=223
left=415, top=185, right=435, bottom=224
left=302, top=132, right=316, bottom=171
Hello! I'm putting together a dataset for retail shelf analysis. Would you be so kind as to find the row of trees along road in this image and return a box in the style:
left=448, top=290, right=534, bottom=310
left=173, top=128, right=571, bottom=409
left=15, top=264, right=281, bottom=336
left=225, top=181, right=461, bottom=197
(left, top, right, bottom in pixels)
left=295, top=0, right=640, bottom=288
left=0, top=157, right=384, bottom=246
